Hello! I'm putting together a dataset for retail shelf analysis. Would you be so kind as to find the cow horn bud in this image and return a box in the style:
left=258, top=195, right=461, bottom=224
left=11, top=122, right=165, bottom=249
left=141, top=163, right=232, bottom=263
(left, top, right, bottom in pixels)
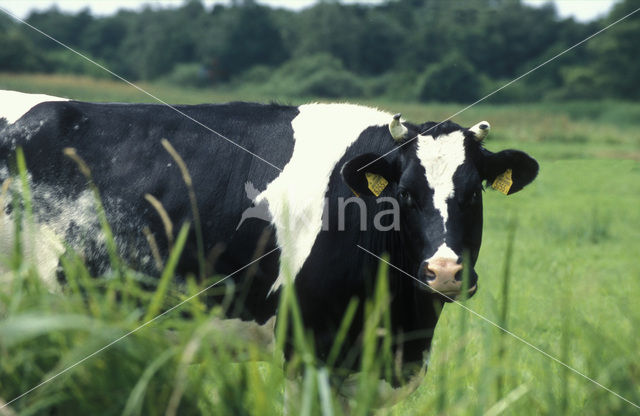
left=389, top=113, right=408, bottom=141
left=469, top=121, right=490, bottom=141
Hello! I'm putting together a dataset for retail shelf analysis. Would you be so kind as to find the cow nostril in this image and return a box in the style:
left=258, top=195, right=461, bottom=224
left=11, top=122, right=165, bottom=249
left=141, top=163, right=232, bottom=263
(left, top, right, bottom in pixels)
left=425, top=259, right=463, bottom=281
left=423, top=263, right=437, bottom=281
left=454, top=269, right=464, bottom=281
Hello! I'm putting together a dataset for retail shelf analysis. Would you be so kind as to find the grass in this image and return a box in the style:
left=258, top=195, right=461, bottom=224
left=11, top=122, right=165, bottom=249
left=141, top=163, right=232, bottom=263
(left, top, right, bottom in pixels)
left=1, top=73, right=640, bottom=414
left=400, top=158, right=640, bottom=415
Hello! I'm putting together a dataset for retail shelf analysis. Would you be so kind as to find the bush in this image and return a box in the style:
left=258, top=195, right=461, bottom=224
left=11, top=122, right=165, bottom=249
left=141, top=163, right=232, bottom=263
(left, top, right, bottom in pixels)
left=367, top=71, right=421, bottom=102
left=232, top=65, right=272, bottom=85
left=163, top=62, right=211, bottom=88
left=418, top=53, right=482, bottom=103
left=296, top=67, right=364, bottom=98
left=234, top=54, right=365, bottom=99
left=0, top=31, right=45, bottom=72
left=274, top=53, right=364, bottom=98
left=480, top=76, right=538, bottom=104
left=274, top=53, right=343, bottom=80
left=544, top=66, right=603, bottom=101
left=44, top=50, right=111, bottom=79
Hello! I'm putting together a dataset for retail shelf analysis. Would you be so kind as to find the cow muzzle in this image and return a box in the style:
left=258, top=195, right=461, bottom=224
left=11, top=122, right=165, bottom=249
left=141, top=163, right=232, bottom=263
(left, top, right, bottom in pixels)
left=420, top=258, right=477, bottom=299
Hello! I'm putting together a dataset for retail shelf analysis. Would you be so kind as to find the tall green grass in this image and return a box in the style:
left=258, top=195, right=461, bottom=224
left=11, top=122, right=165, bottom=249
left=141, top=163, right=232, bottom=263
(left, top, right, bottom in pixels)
left=1, top=74, right=639, bottom=414
left=2, top=157, right=639, bottom=415
left=0, top=147, right=406, bottom=415
left=395, top=159, right=640, bottom=415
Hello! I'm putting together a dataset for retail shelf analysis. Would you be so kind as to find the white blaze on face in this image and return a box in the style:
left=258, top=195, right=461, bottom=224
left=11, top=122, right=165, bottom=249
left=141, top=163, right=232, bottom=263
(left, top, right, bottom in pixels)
left=260, top=103, right=393, bottom=293
left=0, top=90, right=68, bottom=124
left=427, top=243, right=459, bottom=264
left=416, top=130, right=466, bottom=232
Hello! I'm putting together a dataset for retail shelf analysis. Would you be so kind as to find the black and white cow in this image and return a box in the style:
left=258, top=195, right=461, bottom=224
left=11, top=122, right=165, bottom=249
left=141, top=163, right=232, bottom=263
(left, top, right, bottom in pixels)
left=0, top=91, right=538, bottom=379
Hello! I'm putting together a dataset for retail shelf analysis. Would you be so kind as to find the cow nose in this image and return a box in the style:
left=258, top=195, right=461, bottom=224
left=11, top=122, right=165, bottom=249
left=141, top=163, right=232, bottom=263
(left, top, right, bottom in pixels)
left=424, top=258, right=463, bottom=295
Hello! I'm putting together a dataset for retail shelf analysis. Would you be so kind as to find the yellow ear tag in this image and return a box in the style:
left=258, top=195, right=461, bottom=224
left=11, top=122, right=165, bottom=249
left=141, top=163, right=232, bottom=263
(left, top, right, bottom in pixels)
left=365, top=172, right=388, bottom=196
left=491, top=169, right=513, bottom=195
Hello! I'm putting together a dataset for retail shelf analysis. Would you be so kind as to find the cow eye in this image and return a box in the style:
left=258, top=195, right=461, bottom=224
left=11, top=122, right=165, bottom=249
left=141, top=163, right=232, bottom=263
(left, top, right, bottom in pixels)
left=398, top=189, right=412, bottom=204
left=464, top=190, right=480, bottom=207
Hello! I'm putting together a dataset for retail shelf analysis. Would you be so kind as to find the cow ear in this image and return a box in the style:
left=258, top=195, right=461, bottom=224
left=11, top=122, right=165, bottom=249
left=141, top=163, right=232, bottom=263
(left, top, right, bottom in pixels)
left=341, top=153, right=397, bottom=197
left=481, top=149, right=539, bottom=195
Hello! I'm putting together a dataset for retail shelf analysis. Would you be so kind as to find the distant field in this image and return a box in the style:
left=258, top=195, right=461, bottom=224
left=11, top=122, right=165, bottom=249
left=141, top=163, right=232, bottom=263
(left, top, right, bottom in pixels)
left=2, top=72, right=639, bottom=163
left=1, top=73, right=639, bottom=415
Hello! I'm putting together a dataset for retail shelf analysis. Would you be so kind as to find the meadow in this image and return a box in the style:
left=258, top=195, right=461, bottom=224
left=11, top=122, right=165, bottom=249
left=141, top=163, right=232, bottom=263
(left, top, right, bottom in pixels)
left=1, top=73, right=639, bottom=415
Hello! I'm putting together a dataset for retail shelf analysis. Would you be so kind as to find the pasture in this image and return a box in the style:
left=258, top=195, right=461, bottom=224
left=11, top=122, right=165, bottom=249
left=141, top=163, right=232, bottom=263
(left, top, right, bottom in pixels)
left=1, top=73, right=639, bottom=415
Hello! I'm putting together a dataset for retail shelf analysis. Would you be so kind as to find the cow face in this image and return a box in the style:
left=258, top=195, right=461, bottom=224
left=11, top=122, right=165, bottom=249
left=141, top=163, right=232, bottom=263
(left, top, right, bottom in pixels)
left=341, top=119, right=538, bottom=301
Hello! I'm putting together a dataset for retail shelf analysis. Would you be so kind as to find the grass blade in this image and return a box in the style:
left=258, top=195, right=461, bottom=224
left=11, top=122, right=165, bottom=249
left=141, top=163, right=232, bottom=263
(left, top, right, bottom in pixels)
left=143, top=222, right=190, bottom=322
left=122, top=349, right=175, bottom=416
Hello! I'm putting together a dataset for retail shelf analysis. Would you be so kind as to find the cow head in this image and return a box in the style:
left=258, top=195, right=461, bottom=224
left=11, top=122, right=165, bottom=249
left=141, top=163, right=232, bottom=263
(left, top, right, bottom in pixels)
left=341, top=116, right=538, bottom=301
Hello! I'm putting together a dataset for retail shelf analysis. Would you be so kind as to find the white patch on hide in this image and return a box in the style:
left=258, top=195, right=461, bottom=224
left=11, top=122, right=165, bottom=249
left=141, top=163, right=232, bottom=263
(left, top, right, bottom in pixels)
left=0, top=212, right=65, bottom=292
left=0, top=174, right=106, bottom=292
left=0, top=90, right=68, bottom=124
left=261, top=103, right=392, bottom=293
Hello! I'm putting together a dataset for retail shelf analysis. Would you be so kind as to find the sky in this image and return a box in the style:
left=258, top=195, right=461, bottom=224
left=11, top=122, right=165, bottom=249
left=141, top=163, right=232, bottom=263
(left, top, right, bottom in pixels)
left=0, top=0, right=619, bottom=22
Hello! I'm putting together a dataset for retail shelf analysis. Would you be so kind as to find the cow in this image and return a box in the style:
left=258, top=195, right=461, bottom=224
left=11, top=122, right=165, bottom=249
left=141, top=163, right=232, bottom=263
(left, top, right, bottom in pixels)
left=0, top=90, right=539, bottom=382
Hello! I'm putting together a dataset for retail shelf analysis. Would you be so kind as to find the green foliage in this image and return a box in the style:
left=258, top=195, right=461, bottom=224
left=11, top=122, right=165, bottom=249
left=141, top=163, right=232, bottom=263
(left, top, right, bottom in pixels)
left=293, top=2, right=362, bottom=73
left=469, top=1, right=561, bottom=79
left=299, top=67, right=365, bottom=98
left=163, top=63, right=210, bottom=90
left=581, top=0, right=640, bottom=100
left=0, top=30, right=44, bottom=72
left=22, top=7, right=93, bottom=50
left=418, top=53, right=482, bottom=103
left=116, top=9, right=200, bottom=80
left=216, top=3, right=288, bottom=80
left=536, top=0, right=640, bottom=101
left=236, top=53, right=365, bottom=98
left=366, top=70, right=421, bottom=102
left=550, top=66, right=602, bottom=100
left=44, top=50, right=111, bottom=78
left=1, top=0, right=637, bottom=102
left=480, top=76, right=536, bottom=103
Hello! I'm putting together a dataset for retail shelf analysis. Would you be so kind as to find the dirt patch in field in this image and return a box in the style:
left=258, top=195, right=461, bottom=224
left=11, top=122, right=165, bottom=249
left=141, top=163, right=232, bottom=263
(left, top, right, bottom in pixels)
left=595, top=150, right=640, bottom=161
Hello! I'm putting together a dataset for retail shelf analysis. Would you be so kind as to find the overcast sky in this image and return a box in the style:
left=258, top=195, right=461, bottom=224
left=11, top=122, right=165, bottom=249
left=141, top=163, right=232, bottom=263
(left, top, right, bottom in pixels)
left=0, top=0, right=619, bottom=22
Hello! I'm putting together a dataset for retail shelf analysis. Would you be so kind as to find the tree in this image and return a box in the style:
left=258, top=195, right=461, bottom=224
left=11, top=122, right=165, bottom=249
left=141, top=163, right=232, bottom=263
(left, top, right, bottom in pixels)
left=293, top=3, right=362, bottom=72
left=354, top=10, right=404, bottom=75
left=24, top=7, right=93, bottom=50
left=216, top=3, right=288, bottom=80
left=0, top=0, right=636, bottom=102
left=583, top=0, right=640, bottom=99
left=469, top=1, right=561, bottom=79
left=0, top=30, right=44, bottom=72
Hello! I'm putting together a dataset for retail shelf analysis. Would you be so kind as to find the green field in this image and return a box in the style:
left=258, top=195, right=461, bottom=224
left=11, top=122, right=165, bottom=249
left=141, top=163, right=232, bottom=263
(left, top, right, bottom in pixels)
left=1, top=74, right=639, bottom=415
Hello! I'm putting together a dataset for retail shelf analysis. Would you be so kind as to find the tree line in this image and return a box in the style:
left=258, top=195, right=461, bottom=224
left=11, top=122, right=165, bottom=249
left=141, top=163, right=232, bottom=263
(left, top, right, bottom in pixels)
left=0, top=0, right=638, bottom=102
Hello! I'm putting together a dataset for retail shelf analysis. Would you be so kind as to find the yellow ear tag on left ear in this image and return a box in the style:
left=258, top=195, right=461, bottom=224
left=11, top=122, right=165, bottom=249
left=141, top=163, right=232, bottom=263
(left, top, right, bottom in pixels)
left=491, top=169, right=513, bottom=195
left=365, top=172, right=388, bottom=196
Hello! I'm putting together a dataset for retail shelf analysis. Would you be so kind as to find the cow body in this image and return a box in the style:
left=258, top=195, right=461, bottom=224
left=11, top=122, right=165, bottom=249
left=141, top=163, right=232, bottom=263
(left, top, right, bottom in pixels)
left=0, top=91, right=539, bottom=379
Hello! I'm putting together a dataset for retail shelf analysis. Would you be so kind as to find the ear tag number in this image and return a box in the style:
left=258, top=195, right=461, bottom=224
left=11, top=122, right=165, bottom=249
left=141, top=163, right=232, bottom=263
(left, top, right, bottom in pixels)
left=491, top=169, right=513, bottom=195
left=365, top=172, right=388, bottom=196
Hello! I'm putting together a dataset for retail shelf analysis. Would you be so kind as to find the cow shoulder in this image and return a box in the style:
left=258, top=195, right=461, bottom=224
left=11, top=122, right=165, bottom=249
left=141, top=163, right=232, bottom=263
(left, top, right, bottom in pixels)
left=262, top=103, right=393, bottom=292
